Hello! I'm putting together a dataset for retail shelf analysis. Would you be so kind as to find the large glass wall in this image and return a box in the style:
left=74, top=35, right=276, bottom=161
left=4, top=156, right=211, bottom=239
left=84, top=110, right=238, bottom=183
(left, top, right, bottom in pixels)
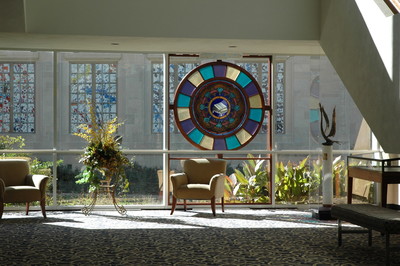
left=0, top=50, right=373, bottom=209
left=167, top=55, right=272, bottom=205
left=273, top=56, right=371, bottom=205
left=56, top=52, right=165, bottom=206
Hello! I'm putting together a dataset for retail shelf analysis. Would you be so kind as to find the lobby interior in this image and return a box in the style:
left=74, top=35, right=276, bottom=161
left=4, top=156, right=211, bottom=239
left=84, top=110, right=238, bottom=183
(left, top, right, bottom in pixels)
left=1, top=0, right=400, bottom=264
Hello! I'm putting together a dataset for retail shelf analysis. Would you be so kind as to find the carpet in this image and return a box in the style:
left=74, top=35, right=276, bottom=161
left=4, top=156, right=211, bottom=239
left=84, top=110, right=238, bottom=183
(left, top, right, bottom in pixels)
left=0, top=208, right=399, bottom=265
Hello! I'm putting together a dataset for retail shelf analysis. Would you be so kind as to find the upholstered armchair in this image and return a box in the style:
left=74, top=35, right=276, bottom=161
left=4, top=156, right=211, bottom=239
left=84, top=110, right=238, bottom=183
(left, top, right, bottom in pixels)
left=0, top=159, right=49, bottom=219
left=170, top=158, right=227, bottom=216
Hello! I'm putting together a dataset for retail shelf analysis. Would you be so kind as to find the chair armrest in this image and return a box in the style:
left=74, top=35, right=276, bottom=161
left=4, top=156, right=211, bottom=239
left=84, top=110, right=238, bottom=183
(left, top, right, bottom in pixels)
left=0, top=178, right=5, bottom=200
left=209, top=173, right=226, bottom=193
left=26, top=174, right=49, bottom=191
left=170, top=173, right=188, bottom=189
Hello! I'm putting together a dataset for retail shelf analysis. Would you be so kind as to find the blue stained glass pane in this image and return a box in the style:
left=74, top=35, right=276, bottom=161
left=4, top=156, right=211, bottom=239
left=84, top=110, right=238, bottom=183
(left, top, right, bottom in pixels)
left=310, top=109, right=319, bottom=123
left=199, top=65, right=214, bottom=80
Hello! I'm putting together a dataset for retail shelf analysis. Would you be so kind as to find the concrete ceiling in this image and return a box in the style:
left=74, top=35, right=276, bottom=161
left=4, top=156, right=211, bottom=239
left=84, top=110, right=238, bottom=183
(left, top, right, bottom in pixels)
left=0, top=32, right=324, bottom=55
left=0, top=0, right=324, bottom=55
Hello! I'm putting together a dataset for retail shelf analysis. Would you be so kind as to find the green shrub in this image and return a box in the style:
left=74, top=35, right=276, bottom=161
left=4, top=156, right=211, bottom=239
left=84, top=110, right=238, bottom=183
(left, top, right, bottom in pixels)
left=275, top=156, right=320, bottom=203
left=225, top=154, right=270, bottom=203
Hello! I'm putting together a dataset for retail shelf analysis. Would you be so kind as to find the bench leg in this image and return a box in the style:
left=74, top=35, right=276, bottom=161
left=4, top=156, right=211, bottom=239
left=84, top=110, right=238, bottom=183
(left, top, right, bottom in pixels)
left=338, top=219, right=342, bottom=246
left=368, top=229, right=372, bottom=246
left=386, top=232, right=390, bottom=266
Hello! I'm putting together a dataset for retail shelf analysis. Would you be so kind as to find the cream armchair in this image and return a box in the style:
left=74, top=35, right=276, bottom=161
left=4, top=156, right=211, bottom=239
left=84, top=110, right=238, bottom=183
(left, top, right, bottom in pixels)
left=170, top=158, right=227, bottom=216
left=0, top=159, right=49, bottom=219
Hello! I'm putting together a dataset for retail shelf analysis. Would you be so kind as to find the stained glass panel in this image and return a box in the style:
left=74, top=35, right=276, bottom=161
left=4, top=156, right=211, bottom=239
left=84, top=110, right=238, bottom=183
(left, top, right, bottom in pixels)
left=237, top=61, right=270, bottom=134
left=151, top=62, right=199, bottom=133
left=275, top=62, right=285, bottom=134
left=70, top=63, right=117, bottom=133
left=0, top=63, right=35, bottom=133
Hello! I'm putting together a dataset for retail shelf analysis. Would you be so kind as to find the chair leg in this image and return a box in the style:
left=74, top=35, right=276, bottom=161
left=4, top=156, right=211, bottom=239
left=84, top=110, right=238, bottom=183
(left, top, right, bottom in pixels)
left=211, top=196, right=216, bottom=216
left=221, top=197, right=224, bottom=212
left=40, top=199, right=47, bottom=218
left=170, top=196, right=177, bottom=215
left=158, top=191, right=163, bottom=202
left=0, top=202, right=3, bottom=219
left=184, top=199, right=187, bottom=211
left=26, top=202, right=29, bottom=215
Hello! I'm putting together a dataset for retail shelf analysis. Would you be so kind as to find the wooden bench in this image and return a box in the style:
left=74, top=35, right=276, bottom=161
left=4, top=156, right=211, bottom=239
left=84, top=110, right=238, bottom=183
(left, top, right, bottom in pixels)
left=331, top=204, right=400, bottom=265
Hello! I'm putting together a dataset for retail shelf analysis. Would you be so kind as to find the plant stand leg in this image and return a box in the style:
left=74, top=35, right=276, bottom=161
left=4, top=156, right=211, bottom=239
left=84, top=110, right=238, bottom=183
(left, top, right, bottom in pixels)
left=110, top=186, right=127, bottom=215
left=82, top=189, right=98, bottom=216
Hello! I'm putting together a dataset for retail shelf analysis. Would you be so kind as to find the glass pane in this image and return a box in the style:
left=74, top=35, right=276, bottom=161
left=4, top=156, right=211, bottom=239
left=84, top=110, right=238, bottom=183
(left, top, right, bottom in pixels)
left=273, top=56, right=368, bottom=151
left=56, top=153, right=163, bottom=206
left=275, top=154, right=322, bottom=204
left=0, top=58, right=38, bottom=133
left=69, top=62, right=117, bottom=133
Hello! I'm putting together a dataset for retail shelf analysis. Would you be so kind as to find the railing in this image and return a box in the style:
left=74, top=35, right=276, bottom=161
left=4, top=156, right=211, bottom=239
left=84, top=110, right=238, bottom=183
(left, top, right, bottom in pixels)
left=1, top=148, right=379, bottom=209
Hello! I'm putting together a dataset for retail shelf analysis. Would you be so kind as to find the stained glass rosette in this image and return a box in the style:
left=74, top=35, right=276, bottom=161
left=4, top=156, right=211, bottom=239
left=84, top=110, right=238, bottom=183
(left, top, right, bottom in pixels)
left=173, top=61, right=265, bottom=150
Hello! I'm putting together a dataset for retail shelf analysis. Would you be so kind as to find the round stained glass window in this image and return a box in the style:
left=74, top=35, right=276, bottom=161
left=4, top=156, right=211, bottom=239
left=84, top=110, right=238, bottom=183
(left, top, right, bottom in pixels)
left=173, top=61, right=265, bottom=150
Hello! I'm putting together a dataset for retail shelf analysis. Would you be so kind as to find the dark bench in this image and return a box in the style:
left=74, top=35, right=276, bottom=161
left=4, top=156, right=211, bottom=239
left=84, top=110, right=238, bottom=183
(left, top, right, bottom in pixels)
left=331, top=204, right=400, bottom=265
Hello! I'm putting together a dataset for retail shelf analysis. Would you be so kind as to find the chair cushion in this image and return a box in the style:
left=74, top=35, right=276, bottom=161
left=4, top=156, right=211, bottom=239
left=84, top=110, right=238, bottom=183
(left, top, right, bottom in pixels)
left=183, top=159, right=226, bottom=184
left=4, top=186, right=41, bottom=203
left=175, top=184, right=214, bottom=199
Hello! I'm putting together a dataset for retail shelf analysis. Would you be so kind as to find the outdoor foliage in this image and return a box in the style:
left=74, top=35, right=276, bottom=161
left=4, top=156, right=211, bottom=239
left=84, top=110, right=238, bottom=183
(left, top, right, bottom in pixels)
left=0, top=135, right=27, bottom=157
left=333, top=156, right=346, bottom=197
left=275, top=156, right=321, bottom=203
left=0, top=135, right=61, bottom=194
left=225, top=154, right=270, bottom=203
left=31, top=158, right=61, bottom=192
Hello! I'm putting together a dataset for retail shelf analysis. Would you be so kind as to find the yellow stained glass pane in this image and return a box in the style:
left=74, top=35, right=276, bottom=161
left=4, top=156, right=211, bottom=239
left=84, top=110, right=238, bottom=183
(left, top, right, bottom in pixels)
left=236, top=129, right=252, bottom=144
left=226, top=66, right=240, bottom=80
left=177, top=108, right=191, bottom=121
left=309, top=97, right=319, bottom=108
left=200, top=135, right=214, bottom=150
left=188, top=71, right=204, bottom=87
left=249, top=95, right=262, bottom=108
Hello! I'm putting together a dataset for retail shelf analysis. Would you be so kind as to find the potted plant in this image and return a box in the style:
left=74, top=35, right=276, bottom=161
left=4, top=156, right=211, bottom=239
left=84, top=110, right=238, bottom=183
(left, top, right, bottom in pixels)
left=74, top=103, right=131, bottom=193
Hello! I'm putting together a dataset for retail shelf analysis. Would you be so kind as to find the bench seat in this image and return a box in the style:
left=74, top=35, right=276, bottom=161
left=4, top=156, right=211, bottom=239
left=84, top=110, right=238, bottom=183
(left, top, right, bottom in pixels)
left=331, top=204, right=400, bottom=265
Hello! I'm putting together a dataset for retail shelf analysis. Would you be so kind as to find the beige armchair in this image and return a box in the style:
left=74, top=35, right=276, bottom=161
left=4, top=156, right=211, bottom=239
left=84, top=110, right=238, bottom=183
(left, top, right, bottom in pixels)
left=170, top=158, right=227, bottom=216
left=0, top=159, right=49, bottom=219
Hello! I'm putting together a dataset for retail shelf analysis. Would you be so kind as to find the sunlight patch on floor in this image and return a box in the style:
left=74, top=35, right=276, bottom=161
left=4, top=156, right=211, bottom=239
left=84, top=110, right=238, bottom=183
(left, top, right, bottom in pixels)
left=2, top=209, right=340, bottom=230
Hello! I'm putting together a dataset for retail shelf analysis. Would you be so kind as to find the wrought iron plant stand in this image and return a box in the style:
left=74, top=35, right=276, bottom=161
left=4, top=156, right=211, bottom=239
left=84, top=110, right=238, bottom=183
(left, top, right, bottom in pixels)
left=82, top=180, right=127, bottom=216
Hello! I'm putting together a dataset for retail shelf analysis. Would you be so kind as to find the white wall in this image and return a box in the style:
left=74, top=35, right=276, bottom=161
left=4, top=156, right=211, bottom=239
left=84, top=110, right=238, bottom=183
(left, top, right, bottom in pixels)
left=320, top=0, right=400, bottom=153
left=24, top=0, right=320, bottom=41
